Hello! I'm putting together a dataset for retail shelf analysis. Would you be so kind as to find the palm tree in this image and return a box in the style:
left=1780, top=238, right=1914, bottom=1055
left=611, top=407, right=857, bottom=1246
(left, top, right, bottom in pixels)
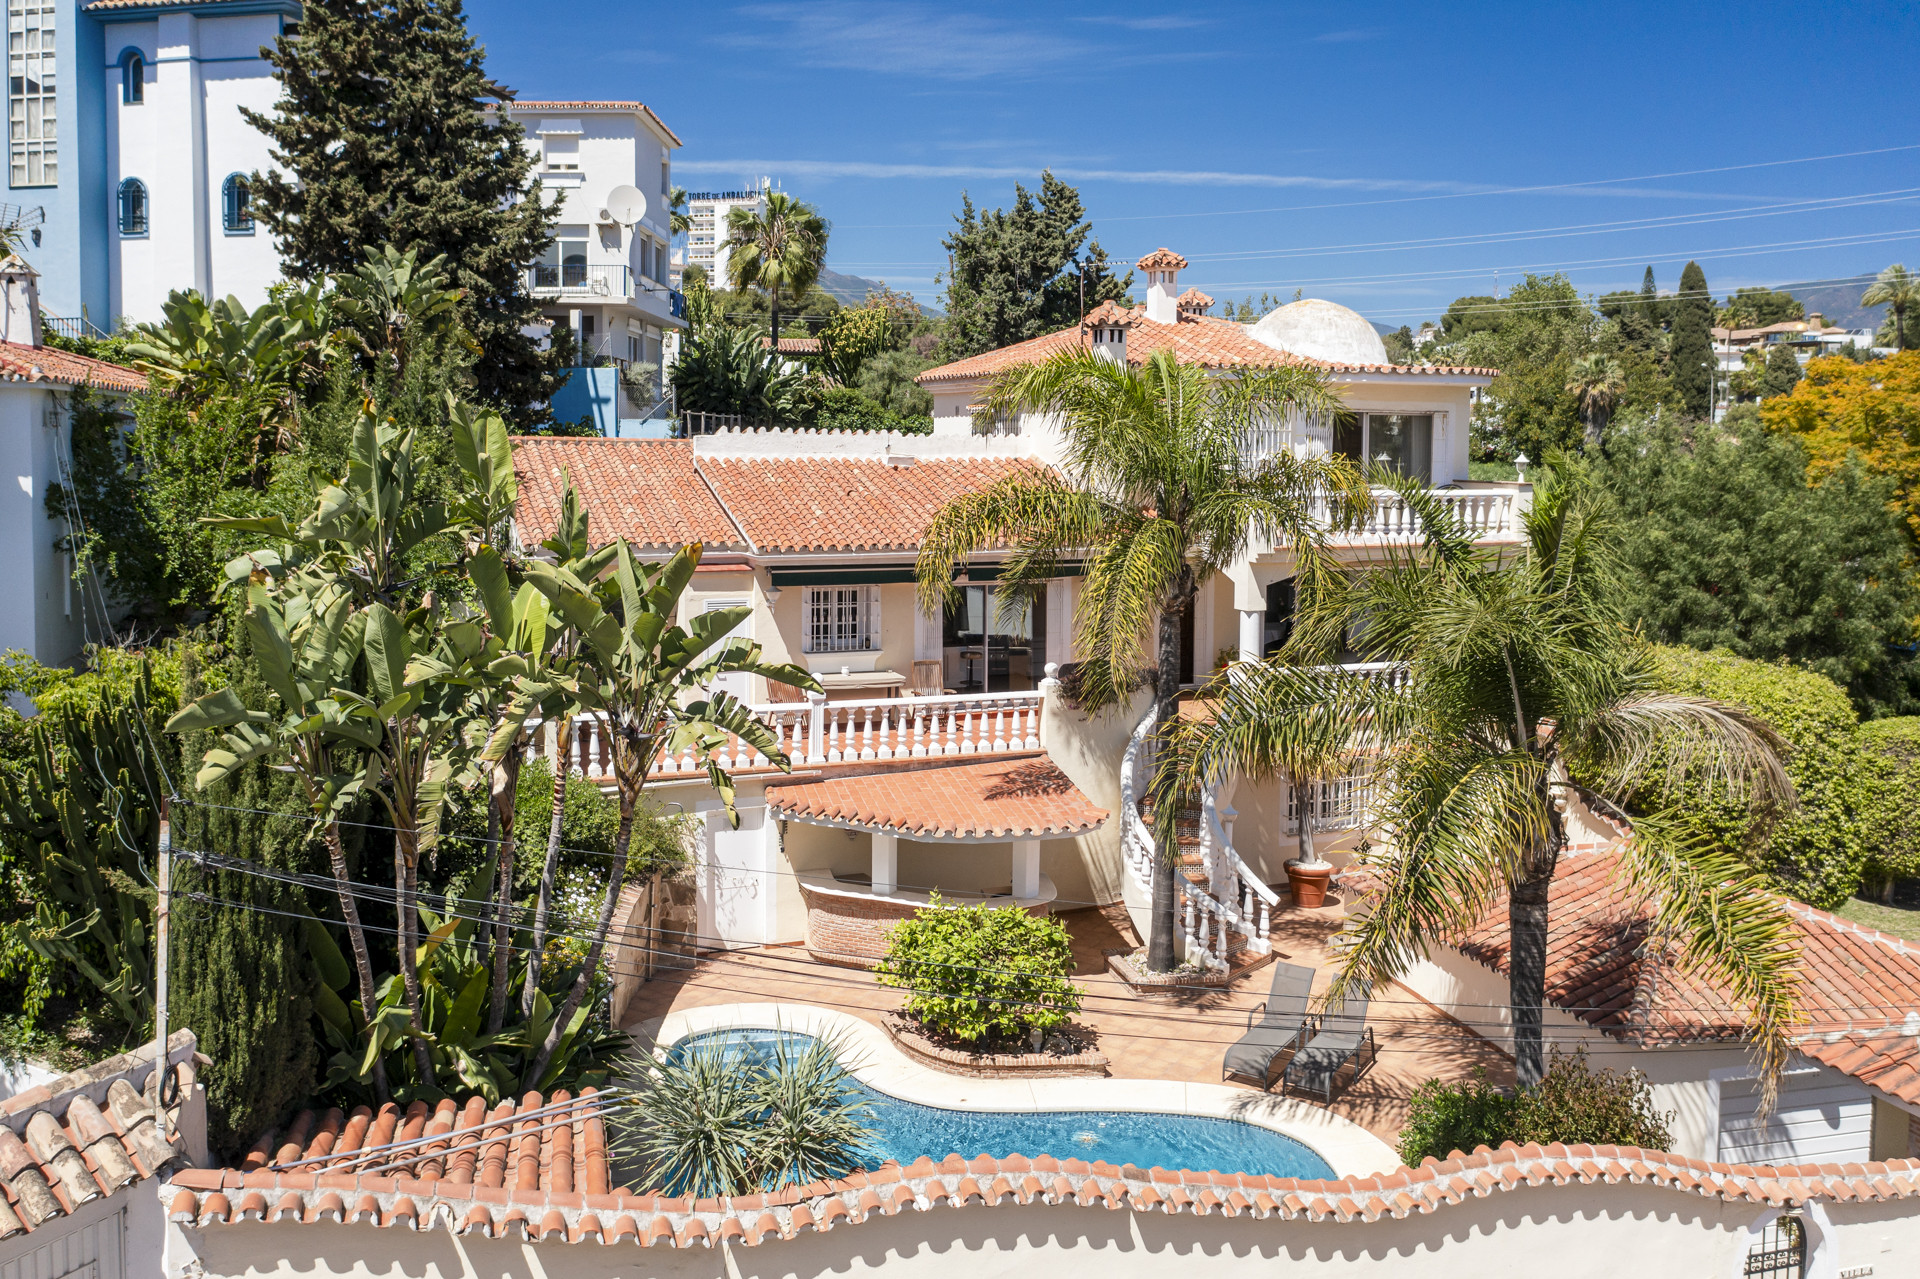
left=668, top=186, right=691, bottom=238
left=1565, top=353, right=1625, bottom=446
left=1161, top=474, right=1804, bottom=1094
left=916, top=347, right=1371, bottom=972
left=725, top=191, right=828, bottom=345
left=1863, top=263, right=1917, bottom=351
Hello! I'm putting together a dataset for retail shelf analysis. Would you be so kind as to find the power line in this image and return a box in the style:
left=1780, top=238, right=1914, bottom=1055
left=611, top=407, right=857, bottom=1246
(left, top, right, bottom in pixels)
left=171, top=847, right=1911, bottom=1037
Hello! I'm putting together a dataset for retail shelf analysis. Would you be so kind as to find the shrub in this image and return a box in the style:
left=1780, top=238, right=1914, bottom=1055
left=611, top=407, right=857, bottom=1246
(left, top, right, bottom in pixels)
left=1611, top=645, right=1869, bottom=908
left=1397, top=1049, right=1673, bottom=1166
left=810, top=385, right=933, bottom=434
left=874, top=894, right=1081, bottom=1043
left=669, top=326, right=814, bottom=421
left=1858, top=717, right=1920, bottom=895
left=617, top=1033, right=875, bottom=1197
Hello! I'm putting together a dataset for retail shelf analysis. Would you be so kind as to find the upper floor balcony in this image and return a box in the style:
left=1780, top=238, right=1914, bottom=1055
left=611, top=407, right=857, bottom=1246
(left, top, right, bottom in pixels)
left=527, top=263, right=636, bottom=302
left=1319, top=484, right=1526, bottom=543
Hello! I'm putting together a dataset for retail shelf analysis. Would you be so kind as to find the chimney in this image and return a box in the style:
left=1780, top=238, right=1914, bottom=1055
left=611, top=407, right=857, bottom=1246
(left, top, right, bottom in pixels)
left=1084, top=300, right=1131, bottom=365
left=1137, top=248, right=1187, bottom=324
left=0, top=255, right=41, bottom=348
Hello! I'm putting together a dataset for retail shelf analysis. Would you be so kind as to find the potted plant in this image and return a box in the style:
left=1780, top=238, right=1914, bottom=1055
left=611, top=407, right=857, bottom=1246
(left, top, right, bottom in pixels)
left=1284, top=769, right=1335, bottom=908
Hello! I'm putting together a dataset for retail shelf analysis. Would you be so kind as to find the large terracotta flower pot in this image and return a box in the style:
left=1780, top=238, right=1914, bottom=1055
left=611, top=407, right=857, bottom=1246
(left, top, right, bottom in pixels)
left=1285, top=860, right=1334, bottom=909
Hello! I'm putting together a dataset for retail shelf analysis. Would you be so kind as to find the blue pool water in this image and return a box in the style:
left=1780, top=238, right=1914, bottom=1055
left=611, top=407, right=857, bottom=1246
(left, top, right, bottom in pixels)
left=667, top=1028, right=1335, bottom=1181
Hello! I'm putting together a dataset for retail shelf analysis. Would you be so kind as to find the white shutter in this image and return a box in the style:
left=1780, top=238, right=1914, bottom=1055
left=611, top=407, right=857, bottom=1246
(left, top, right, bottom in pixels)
left=1718, top=1070, right=1872, bottom=1164
left=864, top=585, right=882, bottom=650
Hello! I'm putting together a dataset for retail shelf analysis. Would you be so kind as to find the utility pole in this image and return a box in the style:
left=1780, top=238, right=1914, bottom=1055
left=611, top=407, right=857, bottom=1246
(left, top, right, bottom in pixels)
left=151, top=799, right=172, bottom=1140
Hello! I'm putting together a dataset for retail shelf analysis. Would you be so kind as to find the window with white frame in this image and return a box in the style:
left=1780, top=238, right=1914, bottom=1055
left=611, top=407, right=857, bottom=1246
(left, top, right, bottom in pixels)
left=1332, top=412, right=1434, bottom=482
left=803, top=585, right=879, bottom=653
left=8, top=0, right=57, bottom=187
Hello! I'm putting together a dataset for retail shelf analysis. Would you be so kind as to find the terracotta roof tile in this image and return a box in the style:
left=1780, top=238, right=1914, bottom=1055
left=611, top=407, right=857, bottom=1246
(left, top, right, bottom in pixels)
left=916, top=306, right=1496, bottom=384
left=766, top=756, right=1107, bottom=839
left=697, top=455, right=1039, bottom=553
left=1426, top=845, right=1920, bottom=1100
left=510, top=438, right=743, bottom=552
left=1135, top=248, right=1189, bottom=270
left=0, top=1033, right=193, bottom=1238
left=490, top=101, right=682, bottom=147
left=0, top=340, right=145, bottom=393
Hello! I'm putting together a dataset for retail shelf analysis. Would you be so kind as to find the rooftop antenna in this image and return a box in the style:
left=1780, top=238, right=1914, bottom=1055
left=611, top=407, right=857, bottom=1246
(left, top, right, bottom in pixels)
left=0, top=203, right=45, bottom=248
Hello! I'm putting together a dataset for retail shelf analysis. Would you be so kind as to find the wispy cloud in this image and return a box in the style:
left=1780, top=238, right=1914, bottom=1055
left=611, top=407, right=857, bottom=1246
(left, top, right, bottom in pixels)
left=716, top=2, right=1098, bottom=80
left=1076, top=13, right=1210, bottom=30
left=1313, top=28, right=1380, bottom=43
left=675, top=157, right=1475, bottom=192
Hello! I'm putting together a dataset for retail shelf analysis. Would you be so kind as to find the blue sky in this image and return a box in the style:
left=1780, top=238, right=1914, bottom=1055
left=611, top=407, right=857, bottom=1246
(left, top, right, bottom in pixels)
left=468, top=0, right=1920, bottom=326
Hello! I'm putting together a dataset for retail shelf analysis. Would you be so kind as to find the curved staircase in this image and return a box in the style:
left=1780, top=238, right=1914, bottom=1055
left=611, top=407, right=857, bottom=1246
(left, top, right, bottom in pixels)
left=1117, top=703, right=1277, bottom=970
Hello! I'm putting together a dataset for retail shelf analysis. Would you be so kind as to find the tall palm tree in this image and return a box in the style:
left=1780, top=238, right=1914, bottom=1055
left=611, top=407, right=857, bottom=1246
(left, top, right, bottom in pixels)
left=725, top=192, right=828, bottom=345
left=1863, top=263, right=1917, bottom=351
left=916, top=347, right=1371, bottom=972
left=1162, top=474, right=1804, bottom=1094
left=668, top=185, right=691, bottom=238
left=1565, top=353, right=1625, bottom=446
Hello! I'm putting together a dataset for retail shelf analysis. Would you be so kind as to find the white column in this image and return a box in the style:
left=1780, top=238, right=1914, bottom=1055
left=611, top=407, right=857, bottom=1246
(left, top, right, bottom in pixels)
left=1011, top=839, right=1041, bottom=900
left=870, top=831, right=898, bottom=896
left=1047, top=577, right=1074, bottom=669
left=1238, top=608, right=1263, bottom=665
left=152, top=13, right=211, bottom=308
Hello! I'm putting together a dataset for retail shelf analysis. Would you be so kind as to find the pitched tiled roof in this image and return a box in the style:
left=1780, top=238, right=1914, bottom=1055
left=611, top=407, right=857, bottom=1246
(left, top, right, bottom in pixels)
left=165, top=1133, right=1920, bottom=1245
left=760, top=336, right=821, bottom=354
left=767, top=757, right=1108, bottom=840
left=916, top=306, right=1496, bottom=384
left=510, top=438, right=744, bottom=552
left=0, top=341, right=145, bottom=393
left=1437, top=847, right=1920, bottom=1100
left=1136, top=248, right=1189, bottom=270
left=697, top=455, right=1038, bottom=553
left=0, top=1031, right=195, bottom=1238
left=1177, top=287, right=1215, bottom=311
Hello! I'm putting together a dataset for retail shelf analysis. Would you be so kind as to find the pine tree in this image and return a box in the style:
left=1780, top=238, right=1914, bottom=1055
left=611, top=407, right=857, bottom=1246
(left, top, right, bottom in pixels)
left=1671, top=260, right=1715, bottom=418
left=1761, top=343, right=1803, bottom=398
left=170, top=643, right=321, bottom=1156
left=937, top=172, right=1131, bottom=361
left=242, top=0, right=564, bottom=426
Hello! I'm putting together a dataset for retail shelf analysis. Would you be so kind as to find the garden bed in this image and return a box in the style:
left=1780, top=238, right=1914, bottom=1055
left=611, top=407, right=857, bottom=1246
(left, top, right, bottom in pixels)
left=1105, top=946, right=1274, bottom=997
left=882, top=1012, right=1109, bottom=1078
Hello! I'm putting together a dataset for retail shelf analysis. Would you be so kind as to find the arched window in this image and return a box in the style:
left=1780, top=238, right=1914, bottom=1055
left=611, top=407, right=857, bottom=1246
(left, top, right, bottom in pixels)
left=222, top=173, right=253, bottom=233
left=120, top=50, right=145, bottom=105
left=117, top=178, right=148, bottom=236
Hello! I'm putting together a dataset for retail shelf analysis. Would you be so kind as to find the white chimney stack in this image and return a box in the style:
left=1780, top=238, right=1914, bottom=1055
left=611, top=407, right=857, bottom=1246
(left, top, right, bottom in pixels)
left=0, top=255, right=41, bottom=348
left=1084, top=301, right=1130, bottom=365
left=1137, top=248, right=1187, bottom=324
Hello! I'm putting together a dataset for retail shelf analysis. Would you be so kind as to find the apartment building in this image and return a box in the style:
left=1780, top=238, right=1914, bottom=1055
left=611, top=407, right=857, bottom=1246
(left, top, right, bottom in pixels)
left=679, top=179, right=769, bottom=287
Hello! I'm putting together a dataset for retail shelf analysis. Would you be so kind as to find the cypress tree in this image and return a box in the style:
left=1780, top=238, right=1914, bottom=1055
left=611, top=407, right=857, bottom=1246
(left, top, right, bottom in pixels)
left=243, top=0, right=564, bottom=427
left=1671, top=260, right=1715, bottom=418
left=170, top=642, right=321, bottom=1157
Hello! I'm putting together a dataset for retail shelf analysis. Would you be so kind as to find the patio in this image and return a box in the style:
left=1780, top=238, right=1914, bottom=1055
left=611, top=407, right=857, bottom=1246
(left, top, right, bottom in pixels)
left=619, top=898, right=1514, bottom=1147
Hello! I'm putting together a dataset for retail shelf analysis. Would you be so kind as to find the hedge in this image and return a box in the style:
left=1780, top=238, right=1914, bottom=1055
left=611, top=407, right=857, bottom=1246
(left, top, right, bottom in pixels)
left=1629, top=645, right=1867, bottom=908
left=1858, top=717, right=1920, bottom=894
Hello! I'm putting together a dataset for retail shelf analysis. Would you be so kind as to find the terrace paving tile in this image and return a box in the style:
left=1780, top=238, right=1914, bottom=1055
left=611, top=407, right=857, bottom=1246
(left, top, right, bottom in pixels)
left=618, top=902, right=1512, bottom=1146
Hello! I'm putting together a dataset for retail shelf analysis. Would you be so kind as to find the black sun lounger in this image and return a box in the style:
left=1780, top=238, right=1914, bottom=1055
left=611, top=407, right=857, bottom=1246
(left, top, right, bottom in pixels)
left=1283, top=994, right=1378, bottom=1101
left=1221, top=962, right=1316, bottom=1087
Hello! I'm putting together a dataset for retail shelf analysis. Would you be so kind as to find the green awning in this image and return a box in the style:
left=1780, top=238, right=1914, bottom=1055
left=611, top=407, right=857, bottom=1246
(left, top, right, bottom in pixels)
left=769, top=561, right=1083, bottom=588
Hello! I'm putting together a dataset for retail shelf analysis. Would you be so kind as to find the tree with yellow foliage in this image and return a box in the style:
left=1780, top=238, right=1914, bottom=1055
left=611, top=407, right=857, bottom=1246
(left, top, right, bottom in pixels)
left=1760, top=351, right=1920, bottom=539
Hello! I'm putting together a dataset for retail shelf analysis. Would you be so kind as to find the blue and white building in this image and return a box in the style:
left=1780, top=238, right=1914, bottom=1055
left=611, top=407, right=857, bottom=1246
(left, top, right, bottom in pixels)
left=9, top=0, right=293, bottom=330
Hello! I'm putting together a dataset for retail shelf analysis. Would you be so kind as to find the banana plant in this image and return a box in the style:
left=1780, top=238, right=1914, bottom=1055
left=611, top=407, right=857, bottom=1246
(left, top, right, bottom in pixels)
left=466, top=483, right=619, bottom=1025
left=330, top=246, right=465, bottom=382
left=332, top=599, right=494, bottom=1089
left=498, top=539, right=819, bottom=1081
left=164, top=581, right=394, bottom=1101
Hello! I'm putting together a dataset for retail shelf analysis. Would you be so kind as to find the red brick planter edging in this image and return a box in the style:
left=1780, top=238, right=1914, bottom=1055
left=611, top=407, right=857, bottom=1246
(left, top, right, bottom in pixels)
left=882, top=1014, right=1109, bottom=1078
left=1105, top=947, right=1275, bottom=998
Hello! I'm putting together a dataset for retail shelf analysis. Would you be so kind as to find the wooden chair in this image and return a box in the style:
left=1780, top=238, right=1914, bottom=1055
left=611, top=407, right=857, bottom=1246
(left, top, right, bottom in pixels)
left=763, top=679, right=805, bottom=704
left=911, top=659, right=947, bottom=696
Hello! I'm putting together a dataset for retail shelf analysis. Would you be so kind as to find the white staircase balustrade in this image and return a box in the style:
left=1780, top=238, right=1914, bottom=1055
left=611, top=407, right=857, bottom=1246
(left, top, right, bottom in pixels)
left=1116, top=702, right=1161, bottom=894
left=1199, top=792, right=1274, bottom=954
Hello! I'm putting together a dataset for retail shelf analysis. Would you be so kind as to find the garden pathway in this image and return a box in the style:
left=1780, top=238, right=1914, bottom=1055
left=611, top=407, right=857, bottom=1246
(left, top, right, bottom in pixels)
left=618, top=900, right=1513, bottom=1148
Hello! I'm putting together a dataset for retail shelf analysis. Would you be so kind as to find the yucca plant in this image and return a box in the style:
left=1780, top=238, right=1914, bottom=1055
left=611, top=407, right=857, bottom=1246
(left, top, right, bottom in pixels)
left=615, top=1033, right=876, bottom=1197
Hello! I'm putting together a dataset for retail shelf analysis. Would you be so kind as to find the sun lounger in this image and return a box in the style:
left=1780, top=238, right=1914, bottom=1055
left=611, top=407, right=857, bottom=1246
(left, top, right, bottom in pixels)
left=1220, top=962, right=1316, bottom=1086
left=1282, top=994, right=1378, bottom=1101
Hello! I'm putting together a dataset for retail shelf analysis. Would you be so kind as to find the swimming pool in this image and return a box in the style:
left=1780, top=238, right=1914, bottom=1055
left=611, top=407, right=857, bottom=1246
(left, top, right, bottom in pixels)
left=666, top=1028, right=1336, bottom=1181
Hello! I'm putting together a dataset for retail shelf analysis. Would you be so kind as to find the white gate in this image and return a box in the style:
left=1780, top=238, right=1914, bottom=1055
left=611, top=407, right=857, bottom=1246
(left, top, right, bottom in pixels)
left=1718, top=1068, right=1872, bottom=1165
left=0, top=1208, right=124, bottom=1279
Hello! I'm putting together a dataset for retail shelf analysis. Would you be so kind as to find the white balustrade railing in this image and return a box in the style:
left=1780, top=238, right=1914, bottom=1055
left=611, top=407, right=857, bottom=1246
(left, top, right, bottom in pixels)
left=1116, top=703, right=1161, bottom=894
left=525, top=688, right=1046, bottom=778
left=1200, top=791, right=1274, bottom=955
left=1314, top=486, right=1517, bottom=542
left=1325, top=660, right=1412, bottom=693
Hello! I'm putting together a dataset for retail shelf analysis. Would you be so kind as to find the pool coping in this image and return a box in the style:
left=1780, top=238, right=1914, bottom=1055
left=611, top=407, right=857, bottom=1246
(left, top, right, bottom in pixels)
left=633, top=1001, right=1401, bottom=1179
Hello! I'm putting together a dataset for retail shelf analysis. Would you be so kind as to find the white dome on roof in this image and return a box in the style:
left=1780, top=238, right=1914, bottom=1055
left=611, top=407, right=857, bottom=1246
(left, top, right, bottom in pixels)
left=1247, top=299, right=1390, bottom=366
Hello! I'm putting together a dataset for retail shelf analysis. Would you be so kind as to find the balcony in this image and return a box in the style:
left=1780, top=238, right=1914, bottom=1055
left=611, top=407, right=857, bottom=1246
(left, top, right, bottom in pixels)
left=526, top=263, right=635, bottom=301
left=1314, top=485, right=1523, bottom=543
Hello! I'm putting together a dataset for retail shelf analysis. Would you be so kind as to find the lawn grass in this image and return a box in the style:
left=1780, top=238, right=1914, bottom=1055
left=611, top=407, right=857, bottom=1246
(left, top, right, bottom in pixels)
left=1834, top=895, right=1920, bottom=942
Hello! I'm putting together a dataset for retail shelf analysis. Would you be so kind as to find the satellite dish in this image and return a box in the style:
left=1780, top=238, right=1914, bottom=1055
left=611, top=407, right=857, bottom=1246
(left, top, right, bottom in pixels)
left=604, top=184, right=647, bottom=226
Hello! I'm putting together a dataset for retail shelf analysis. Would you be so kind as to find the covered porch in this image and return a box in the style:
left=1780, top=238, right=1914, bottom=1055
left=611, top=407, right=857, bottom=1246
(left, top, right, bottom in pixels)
left=767, top=757, right=1109, bottom=966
